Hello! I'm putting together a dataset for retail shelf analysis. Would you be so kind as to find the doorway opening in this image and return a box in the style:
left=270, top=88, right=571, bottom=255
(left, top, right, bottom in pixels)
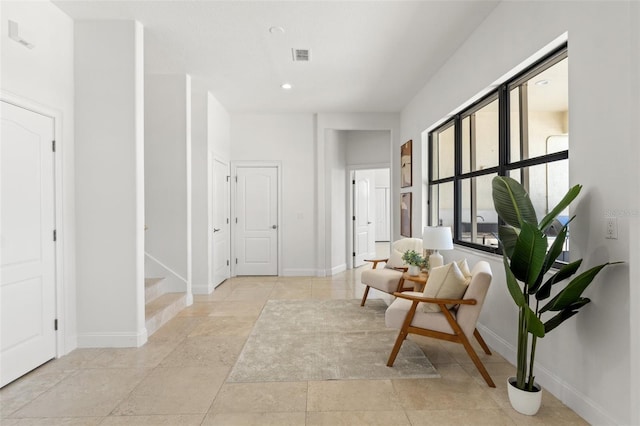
left=349, top=167, right=391, bottom=269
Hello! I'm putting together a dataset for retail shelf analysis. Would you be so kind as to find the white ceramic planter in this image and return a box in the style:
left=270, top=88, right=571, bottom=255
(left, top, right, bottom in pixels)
left=408, top=265, right=420, bottom=276
left=507, top=377, right=542, bottom=416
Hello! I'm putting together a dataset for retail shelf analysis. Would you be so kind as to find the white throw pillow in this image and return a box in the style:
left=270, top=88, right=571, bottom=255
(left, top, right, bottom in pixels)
left=457, top=259, right=472, bottom=278
left=386, top=249, right=405, bottom=269
left=422, top=262, right=469, bottom=312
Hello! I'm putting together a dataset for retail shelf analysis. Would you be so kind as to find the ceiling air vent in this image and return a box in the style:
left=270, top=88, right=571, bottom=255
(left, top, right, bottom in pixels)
left=292, top=48, right=311, bottom=62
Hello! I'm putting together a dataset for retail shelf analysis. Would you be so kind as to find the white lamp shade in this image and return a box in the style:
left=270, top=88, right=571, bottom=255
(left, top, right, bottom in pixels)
left=422, top=226, right=453, bottom=251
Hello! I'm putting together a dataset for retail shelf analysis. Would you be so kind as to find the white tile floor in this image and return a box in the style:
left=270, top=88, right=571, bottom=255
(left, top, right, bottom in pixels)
left=0, top=267, right=587, bottom=425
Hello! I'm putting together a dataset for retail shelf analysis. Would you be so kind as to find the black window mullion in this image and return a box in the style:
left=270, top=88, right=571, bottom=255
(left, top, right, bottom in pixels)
left=453, top=115, right=462, bottom=242
left=498, top=85, right=509, bottom=177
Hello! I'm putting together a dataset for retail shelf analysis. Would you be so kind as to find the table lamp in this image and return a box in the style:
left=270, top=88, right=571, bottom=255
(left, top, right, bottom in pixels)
left=423, top=226, right=453, bottom=270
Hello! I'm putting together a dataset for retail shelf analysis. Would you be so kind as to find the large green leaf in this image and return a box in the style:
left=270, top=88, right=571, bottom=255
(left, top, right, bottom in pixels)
left=525, top=305, right=545, bottom=337
left=498, top=225, right=519, bottom=258
left=539, top=185, right=582, bottom=231
left=503, top=254, right=525, bottom=307
left=492, top=176, right=538, bottom=228
left=530, top=225, right=569, bottom=294
left=540, top=263, right=617, bottom=313
left=510, top=222, right=548, bottom=285
left=536, top=259, right=583, bottom=301
left=544, top=309, right=580, bottom=333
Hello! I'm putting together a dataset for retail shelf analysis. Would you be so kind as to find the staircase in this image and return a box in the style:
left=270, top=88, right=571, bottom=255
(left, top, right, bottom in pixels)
left=145, top=277, right=187, bottom=337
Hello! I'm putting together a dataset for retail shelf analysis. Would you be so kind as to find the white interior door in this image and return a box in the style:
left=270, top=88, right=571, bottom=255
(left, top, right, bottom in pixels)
left=211, top=158, right=231, bottom=287
left=353, top=170, right=376, bottom=267
left=1, top=101, right=56, bottom=387
left=235, top=166, right=278, bottom=275
left=375, top=187, right=390, bottom=241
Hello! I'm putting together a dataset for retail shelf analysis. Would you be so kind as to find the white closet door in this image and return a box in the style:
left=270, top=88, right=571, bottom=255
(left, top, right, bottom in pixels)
left=1, top=101, right=56, bottom=387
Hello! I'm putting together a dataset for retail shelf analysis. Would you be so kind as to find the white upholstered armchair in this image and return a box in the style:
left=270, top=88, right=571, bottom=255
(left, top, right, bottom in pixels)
left=359, top=237, right=423, bottom=307
left=384, top=260, right=495, bottom=387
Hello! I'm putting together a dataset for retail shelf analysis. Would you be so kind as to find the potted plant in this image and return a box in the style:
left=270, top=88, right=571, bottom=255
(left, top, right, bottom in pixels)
left=402, top=249, right=426, bottom=276
left=492, top=176, right=619, bottom=415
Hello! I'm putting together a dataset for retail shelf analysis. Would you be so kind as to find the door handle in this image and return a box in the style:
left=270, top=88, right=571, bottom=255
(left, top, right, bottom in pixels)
left=272, top=225, right=277, bottom=229
left=213, top=228, right=221, bottom=233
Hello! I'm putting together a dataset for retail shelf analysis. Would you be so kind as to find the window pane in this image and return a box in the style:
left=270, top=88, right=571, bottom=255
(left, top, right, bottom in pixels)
left=461, top=98, right=499, bottom=174
left=509, top=88, right=521, bottom=162
left=510, top=57, right=569, bottom=162
left=432, top=124, right=455, bottom=179
left=509, top=159, right=569, bottom=261
left=430, top=182, right=454, bottom=228
left=509, top=159, right=569, bottom=220
left=460, top=174, right=498, bottom=247
left=461, top=116, right=471, bottom=173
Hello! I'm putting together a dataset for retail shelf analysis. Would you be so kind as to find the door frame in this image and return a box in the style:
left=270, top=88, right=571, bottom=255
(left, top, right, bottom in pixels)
left=1, top=91, right=67, bottom=358
left=208, top=153, right=231, bottom=289
left=230, top=161, right=282, bottom=276
left=346, top=163, right=390, bottom=270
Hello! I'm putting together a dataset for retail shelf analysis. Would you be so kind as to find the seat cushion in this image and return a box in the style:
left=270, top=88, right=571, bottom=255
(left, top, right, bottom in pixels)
left=361, top=268, right=404, bottom=293
left=422, top=262, right=469, bottom=312
left=385, top=292, right=456, bottom=334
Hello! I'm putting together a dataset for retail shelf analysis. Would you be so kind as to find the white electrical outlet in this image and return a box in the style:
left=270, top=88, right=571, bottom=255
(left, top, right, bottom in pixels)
left=605, top=217, right=618, bottom=239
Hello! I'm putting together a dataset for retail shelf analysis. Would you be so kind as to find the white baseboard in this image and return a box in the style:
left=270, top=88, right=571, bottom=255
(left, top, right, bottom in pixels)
left=329, top=263, right=347, bottom=276
left=476, top=323, right=618, bottom=425
left=77, top=329, right=148, bottom=348
left=281, top=268, right=317, bottom=277
left=62, top=335, right=78, bottom=357
left=192, top=282, right=215, bottom=295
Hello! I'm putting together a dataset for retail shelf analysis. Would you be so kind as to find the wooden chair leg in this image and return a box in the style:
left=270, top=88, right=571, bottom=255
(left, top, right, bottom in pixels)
left=360, top=286, right=371, bottom=307
left=387, top=301, right=419, bottom=366
left=387, top=329, right=407, bottom=367
left=459, top=333, right=495, bottom=388
left=474, top=329, right=492, bottom=355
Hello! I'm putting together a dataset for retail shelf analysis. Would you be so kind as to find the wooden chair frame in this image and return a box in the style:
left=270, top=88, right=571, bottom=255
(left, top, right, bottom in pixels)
left=360, top=259, right=412, bottom=307
left=387, top=292, right=496, bottom=387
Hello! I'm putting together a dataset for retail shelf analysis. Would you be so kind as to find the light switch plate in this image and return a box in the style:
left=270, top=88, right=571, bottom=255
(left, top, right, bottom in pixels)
left=605, top=217, right=618, bottom=239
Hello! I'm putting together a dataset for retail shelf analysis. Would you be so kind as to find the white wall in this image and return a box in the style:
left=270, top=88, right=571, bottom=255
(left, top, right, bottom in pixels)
left=345, top=130, right=391, bottom=166
left=190, top=79, right=209, bottom=293
left=316, top=113, right=400, bottom=275
left=208, top=93, right=231, bottom=160
left=1, top=0, right=76, bottom=354
left=326, top=130, right=348, bottom=273
left=629, top=4, right=640, bottom=424
left=75, top=20, right=146, bottom=347
left=401, top=2, right=639, bottom=424
left=144, top=74, right=191, bottom=298
left=207, top=93, right=231, bottom=291
left=231, top=113, right=316, bottom=276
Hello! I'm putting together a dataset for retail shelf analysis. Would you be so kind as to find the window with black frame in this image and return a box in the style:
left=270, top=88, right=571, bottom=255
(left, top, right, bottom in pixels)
left=428, top=45, right=569, bottom=259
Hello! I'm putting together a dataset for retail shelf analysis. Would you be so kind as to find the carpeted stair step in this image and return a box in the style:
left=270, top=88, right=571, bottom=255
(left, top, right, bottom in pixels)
left=145, top=277, right=166, bottom=303
left=145, top=292, right=187, bottom=337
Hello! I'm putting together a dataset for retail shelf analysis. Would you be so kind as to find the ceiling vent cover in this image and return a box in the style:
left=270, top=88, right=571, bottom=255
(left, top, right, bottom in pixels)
left=292, top=48, right=311, bottom=62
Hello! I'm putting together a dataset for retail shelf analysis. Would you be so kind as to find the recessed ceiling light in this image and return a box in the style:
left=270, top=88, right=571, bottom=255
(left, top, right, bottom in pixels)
left=269, top=26, right=285, bottom=34
left=281, top=83, right=292, bottom=90
left=535, top=79, right=550, bottom=86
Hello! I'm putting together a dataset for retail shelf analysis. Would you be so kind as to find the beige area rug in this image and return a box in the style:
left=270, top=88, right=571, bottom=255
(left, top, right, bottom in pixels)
left=227, top=299, right=439, bottom=382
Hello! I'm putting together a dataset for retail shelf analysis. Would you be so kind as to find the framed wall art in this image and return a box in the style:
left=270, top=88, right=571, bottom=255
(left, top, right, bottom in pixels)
left=400, top=140, right=412, bottom=188
left=400, top=192, right=412, bottom=237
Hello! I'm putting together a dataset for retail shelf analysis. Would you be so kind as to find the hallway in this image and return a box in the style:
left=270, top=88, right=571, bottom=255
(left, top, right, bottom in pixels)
left=0, top=269, right=587, bottom=425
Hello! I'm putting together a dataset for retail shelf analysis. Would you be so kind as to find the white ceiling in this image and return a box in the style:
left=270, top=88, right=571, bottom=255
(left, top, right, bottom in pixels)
left=53, top=0, right=500, bottom=113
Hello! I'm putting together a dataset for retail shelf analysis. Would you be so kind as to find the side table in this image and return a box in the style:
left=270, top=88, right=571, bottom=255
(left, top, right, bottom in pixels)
left=402, top=271, right=429, bottom=292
